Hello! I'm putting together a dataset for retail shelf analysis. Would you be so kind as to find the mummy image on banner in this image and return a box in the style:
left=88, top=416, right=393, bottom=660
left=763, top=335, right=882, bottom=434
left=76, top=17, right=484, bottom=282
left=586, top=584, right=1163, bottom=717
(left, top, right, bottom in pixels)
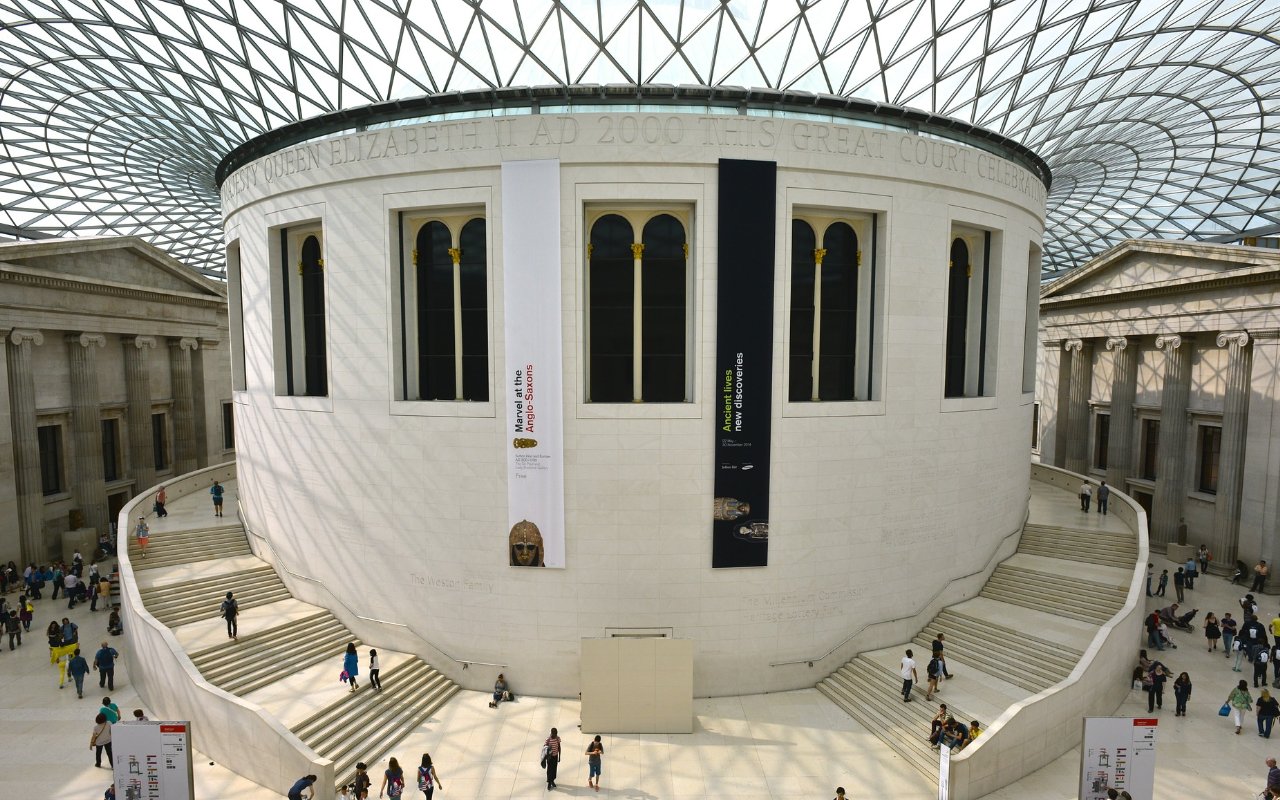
left=501, top=159, right=566, bottom=567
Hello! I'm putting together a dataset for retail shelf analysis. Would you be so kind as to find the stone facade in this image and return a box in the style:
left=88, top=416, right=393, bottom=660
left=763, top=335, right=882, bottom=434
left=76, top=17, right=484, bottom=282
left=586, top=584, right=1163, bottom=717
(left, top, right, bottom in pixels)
left=0, top=237, right=232, bottom=564
left=1036, top=239, right=1280, bottom=581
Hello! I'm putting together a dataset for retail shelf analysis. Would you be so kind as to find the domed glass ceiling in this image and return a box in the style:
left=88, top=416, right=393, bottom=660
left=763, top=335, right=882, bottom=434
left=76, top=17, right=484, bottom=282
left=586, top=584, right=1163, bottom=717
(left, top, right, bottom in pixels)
left=0, top=0, right=1277, bottom=278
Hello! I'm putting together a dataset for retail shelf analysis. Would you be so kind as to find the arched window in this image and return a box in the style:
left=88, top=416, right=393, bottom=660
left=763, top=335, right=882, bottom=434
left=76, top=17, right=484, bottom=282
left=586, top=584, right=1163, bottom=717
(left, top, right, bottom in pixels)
left=944, top=237, right=970, bottom=398
left=397, top=210, right=489, bottom=402
left=945, top=226, right=998, bottom=399
left=587, top=211, right=690, bottom=403
left=789, top=213, right=878, bottom=402
left=273, top=225, right=327, bottom=397
left=588, top=214, right=636, bottom=402
left=640, top=214, right=687, bottom=402
left=299, top=235, right=327, bottom=397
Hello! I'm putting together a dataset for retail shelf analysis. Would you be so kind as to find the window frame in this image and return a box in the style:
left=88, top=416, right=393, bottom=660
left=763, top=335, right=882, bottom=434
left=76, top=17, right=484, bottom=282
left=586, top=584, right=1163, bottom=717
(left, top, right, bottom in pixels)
left=221, top=401, right=235, bottom=451
left=37, top=422, right=65, bottom=496
left=100, top=416, right=123, bottom=483
left=151, top=410, right=171, bottom=473
left=1092, top=410, right=1110, bottom=471
left=1139, top=416, right=1160, bottom=480
left=1196, top=422, right=1222, bottom=495
left=395, top=207, right=490, bottom=403
left=266, top=204, right=331, bottom=409
left=582, top=204, right=695, bottom=405
left=943, top=222, right=1002, bottom=401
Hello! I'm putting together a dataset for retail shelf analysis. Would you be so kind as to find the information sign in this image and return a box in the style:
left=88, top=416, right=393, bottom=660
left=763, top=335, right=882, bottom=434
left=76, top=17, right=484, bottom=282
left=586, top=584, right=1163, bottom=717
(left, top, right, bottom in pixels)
left=1079, top=717, right=1157, bottom=800
left=111, top=720, right=195, bottom=800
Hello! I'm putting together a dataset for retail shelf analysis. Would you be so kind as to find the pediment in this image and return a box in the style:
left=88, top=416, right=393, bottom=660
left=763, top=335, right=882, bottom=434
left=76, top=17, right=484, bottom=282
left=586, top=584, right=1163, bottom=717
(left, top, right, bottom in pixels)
left=0, top=236, right=223, bottom=298
left=1042, top=239, right=1280, bottom=301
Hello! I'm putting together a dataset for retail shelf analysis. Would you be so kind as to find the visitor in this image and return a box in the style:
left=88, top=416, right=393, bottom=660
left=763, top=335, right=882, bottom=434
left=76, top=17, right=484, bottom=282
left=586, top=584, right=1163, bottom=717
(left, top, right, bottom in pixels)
left=154, top=485, right=168, bottom=518
left=1173, top=672, right=1192, bottom=716
left=380, top=756, right=405, bottom=798
left=211, top=480, right=224, bottom=517
left=1265, top=757, right=1280, bottom=798
left=930, top=632, right=954, bottom=678
left=99, top=697, right=120, bottom=723
left=925, top=651, right=943, bottom=701
left=585, top=735, right=603, bottom=792
left=1096, top=480, right=1109, bottom=514
left=90, top=712, right=112, bottom=768
left=1233, top=559, right=1249, bottom=585
left=286, top=774, right=317, bottom=800
left=369, top=649, right=381, bottom=691
left=1258, top=689, right=1280, bottom=738
left=352, top=762, right=370, bottom=799
left=1185, top=556, right=1198, bottom=589
left=490, top=673, right=508, bottom=708
left=343, top=642, right=359, bottom=692
left=220, top=591, right=238, bottom=640
left=67, top=648, right=90, bottom=699
left=1079, top=480, right=1092, bottom=511
left=928, top=704, right=949, bottom=747
left=1156, top=569, right=1168, bottom=597
left=416, top=753, right=442, bottom=798
left=1222, top=612, right=1238, bottom=656
left=542, top=727, right=561, bottom=790
left=1145, top=664, right=1166, bottom=712
left=1204, top=612, right=1221, bottom=652
left=1174, top=568, right=1186, bottom=602
left=1198, top=544, right=1211, bottom=575
left=107, top=609, right=123, bottom=636
left=94, top=640, right=119, bottom=690
left=900, top=649, right=917, bottom=702
left=133, top=517, right=149, bottom=559
left=1227, top=679, right=1253, bottom=735
left=1255, top=560, right=1271, bottom=592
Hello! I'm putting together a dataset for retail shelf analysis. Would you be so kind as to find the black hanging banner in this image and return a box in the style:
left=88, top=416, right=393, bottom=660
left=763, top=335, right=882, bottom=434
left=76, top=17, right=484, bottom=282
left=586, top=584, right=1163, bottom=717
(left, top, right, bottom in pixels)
left=712, top=158, right=777, bottom=568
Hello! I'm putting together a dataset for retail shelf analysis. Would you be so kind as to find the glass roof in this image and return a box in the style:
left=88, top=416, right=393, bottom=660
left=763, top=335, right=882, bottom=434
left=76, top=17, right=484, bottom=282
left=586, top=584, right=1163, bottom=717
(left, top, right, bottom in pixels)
left=0, top=0, right=1277, bottom=278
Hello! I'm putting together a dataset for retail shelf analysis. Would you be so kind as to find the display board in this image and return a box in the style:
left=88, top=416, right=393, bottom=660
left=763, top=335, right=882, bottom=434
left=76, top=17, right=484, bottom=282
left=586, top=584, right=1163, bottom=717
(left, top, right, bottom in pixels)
left=111, top=720, right=194, bottom=800
left=1079, top=717, right=1158, bottom=800
left=501, top=158, right=566, bottom=568
left=711, top=158, right=778, bottom=568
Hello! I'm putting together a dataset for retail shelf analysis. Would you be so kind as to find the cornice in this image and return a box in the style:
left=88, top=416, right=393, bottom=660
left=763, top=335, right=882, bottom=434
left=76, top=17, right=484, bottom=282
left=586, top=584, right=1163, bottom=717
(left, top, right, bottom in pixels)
left=1040, top=266, right=1280, bottom=311
left=0, top=266, right=224, bottom=309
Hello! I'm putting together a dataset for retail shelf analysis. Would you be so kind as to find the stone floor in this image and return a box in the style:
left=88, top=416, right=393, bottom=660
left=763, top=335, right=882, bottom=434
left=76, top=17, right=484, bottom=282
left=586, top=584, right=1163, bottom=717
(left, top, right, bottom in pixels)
left=2, top=483, right=1269, bottom=799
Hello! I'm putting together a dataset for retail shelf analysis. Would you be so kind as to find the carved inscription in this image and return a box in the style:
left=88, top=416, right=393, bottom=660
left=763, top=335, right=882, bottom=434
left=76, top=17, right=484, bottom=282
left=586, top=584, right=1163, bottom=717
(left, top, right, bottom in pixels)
left=222, top=114, right=1046, bottom=208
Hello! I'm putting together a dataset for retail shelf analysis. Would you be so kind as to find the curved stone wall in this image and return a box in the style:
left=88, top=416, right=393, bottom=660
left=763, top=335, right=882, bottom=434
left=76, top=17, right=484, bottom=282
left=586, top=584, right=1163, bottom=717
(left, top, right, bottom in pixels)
left=223, top=109, right=1045, bottom=696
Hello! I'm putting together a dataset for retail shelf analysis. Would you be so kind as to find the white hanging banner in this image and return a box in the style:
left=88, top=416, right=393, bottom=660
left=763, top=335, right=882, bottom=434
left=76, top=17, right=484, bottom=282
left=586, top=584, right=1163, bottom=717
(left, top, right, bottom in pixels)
left=501, top=159, right=566, bottom=568
left=1079, top=717, right=1158, bottom=800
left=111, top=720, right=195, bottom=800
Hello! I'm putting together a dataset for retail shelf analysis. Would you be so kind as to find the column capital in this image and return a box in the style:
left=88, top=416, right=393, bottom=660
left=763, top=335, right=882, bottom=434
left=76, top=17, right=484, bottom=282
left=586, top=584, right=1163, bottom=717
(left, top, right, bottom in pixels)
left=8, top=329, right=43, bottom=346
left=66, top=332, right=106, bottom=348
left=1216, top=330, right=1251, bottom=348
left=169, top=337, right=200, bottom=352
left=131, top=335, right=157, bottom=350
left=1155, top=333, right=1183, bottom=351
left=1105, top=336, right=1129, bottom=352
left=1063, top=338, right=1085, bottom=352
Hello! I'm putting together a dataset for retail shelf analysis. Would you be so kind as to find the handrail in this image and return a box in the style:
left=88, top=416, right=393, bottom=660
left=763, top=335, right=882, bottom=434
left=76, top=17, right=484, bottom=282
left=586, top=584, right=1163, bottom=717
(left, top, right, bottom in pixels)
left=237, top=499, right=507, bottom=670
left=769, top=497, right=1031, bottom=668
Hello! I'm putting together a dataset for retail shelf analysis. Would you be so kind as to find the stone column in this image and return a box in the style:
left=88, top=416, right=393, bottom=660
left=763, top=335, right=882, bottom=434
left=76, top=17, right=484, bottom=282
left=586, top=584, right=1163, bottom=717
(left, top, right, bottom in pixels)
left=169, top=337, right=199, bottom=475
left=1063, top=338, right=1094, bottom=474
left=124, top=336, right=157, bottom=494
left=1152, top=334, right=1193, bottom=549
left=1211, top=331, right=1253, bottom=571
left=67, top=333, right=108, bottom=537
left=1105, top=336, right=1139, bottom=489
left=6, top=329, right=44, bottom=564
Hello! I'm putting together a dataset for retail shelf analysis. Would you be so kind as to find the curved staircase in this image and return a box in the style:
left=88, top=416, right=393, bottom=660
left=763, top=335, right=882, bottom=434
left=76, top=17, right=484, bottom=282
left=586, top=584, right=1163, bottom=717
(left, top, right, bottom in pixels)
left=130, top=515, right=459, bottom=788
left=818, top=487, right=1136, bottom=781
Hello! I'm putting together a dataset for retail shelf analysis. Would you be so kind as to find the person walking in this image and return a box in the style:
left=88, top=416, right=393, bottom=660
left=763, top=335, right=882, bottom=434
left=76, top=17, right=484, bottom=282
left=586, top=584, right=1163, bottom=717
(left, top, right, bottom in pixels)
left=154, top=486, right=168, bottom=518
left=416, top=753, right=442, bottom=798
left=1198, top=544, right=1211, bottom=575
left=900, top=648, right=918, bottom=702
left=1079, top=481, right=1092, bottom=512
left=1228, top=679, right=1253, bottom=734
left=585, top=735, right=604, bottom=792
left=1174, top=568, right=1186, bottom=602
left=1185, top=556, right=1199, bottom=589
left=1146, top=664, right=1167, bottom=712
left=1173, top=672, right=1192, bottom=716
left=930, top=632, right=954, bottom=678
left=925, top=652, right=943, bottom=701
left=369, top=649, right=381, bottom=691
left=1156, top=569, right=1168, bottom=597
left=1257, top=645, right=1272, bottom=688
left=65, top=571, right=80, bottom=607
left=542, top=727, right=562, bottom=790
left=286, top=774, right=317, bottom=800
left=1205, top=612, right=1221, bottom=652
left=62, top=617, right=79, bottom=646
left=68, top=648, right=90, bottom=698
left=99, top=697, right=120, bottom=723
left=133, top=517, right=149, bottom=558
left=210, top=480, right=225, bottom=517
left=94, top=640, right=119, bottom=690
left=380, top=756, right=405, bottom=798
left=343, top=642, right=360, bottom=692
left=90, top=712, right=113, bottom=768
left=1097, top=480, right=1110, bottom=514
left=4, top=608, right=21, bottom=649
left=1259, top=689, right=1280, bottom=738
left=1223, top=613, right=1238, bottom=656
left=220, top=592, right=238, bottom=639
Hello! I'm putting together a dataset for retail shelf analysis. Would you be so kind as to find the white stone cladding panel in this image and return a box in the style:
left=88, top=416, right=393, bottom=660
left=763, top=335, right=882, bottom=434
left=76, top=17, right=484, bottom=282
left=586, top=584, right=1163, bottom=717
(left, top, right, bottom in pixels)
left=225, top=113, right=1043, bottom=696
left=1190, top=342, right=1228, bottom=413
left=97, top=334, right=128, bottom=406
left=1135, top=345, right=1165, bottom=408
left=1091, top=346, right=1115, bottom=405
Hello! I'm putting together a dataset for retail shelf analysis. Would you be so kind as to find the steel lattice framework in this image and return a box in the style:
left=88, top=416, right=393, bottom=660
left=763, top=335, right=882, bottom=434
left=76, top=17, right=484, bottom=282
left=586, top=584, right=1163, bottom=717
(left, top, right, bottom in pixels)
left=1, top=0, right=1278, bottom=278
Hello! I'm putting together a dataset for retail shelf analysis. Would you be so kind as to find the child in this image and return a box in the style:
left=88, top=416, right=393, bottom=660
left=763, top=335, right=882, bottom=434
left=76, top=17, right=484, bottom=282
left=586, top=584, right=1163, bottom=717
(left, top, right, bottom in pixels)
left=1157, top=569, right=1169, bottom=597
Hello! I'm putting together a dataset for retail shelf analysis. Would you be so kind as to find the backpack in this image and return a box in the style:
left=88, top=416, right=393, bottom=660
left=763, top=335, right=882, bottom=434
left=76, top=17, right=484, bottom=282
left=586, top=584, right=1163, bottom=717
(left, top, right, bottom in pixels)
left=417, top=766, right=432, bottom=791
left=220, top=599, right=237, bottom=618
left=387, top=771, right=403, bottom=797
left=927, top=658, right=941, bottom=678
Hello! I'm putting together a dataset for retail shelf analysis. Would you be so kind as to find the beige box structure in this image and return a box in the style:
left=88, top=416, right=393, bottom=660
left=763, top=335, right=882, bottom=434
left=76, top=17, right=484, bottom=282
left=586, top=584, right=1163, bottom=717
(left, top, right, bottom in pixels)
left=581, top=638, right=693, bottom=734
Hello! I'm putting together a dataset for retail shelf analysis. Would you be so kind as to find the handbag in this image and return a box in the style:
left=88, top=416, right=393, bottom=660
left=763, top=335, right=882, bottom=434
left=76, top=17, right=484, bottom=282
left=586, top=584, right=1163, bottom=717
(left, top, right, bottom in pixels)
left=539, top=743, right=549, bottom=768
left=1220, top=702, right=1232, bottom=717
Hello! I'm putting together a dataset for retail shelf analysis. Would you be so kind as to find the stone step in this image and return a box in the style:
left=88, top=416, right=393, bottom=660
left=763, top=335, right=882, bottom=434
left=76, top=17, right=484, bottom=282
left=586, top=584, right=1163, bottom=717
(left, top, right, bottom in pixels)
left=190, top=611, right=331, bottom=667
left=1016, top=541, right=1135, bottom=569
left=931, top=609, right=1083, bottom=668
left=979, top=582, right=1117, bottom=625
left=139, top=567, right=289, bottom=626
left=909, top=633, right=1062, bottom=694
left=128, top=540, right=253, bottom=570
left=996, top=564, right=1129, bottom=599
left=1019, top=529, right=1136, bottom=554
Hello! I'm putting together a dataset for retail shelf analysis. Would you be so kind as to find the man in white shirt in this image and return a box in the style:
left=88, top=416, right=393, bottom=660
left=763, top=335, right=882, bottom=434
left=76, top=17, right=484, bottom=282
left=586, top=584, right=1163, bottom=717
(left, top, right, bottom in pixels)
left=1079, top=481, right=1092, bottom=512
left=900, top=649, right=918, bottom=702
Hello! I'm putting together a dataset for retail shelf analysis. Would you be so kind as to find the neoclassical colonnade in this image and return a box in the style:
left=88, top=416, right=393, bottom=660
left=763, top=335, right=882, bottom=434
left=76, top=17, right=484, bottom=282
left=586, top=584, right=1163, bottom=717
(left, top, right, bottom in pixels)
left=1048, top=329, right=1258, bottom=567
left=5, top=328, right=204, bottom=564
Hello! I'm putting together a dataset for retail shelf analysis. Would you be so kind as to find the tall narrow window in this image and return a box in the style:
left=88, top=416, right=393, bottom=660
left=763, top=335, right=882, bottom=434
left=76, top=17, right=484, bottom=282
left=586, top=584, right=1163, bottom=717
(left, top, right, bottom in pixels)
left=1198, top=424, right=1221, bottom=493
left=1032, top=402, right=1040, bottom=450
left=789, top=214, right=878, bottom=402
left=152, top=412, right=169, bottom=471
left=397, top=212, right=488, bottom=401
left=222, top=402, right=235, bottom=450
left=1140, top=418, right=1160, bottom=480
left=1093, top=413, right=1109, bottom=470
left=1023, top=246, right=1041, bottom=393
left=274, top=226, right=327, bottom=397
left=101, top=418, right=120, bottom=482
left=37, top=424, right=63, bottom=495
left=945, top=226, right=998, bottom=398
left=227, top=241, right=246, bottom=391
left=586, top=211, right=690, bottom=403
